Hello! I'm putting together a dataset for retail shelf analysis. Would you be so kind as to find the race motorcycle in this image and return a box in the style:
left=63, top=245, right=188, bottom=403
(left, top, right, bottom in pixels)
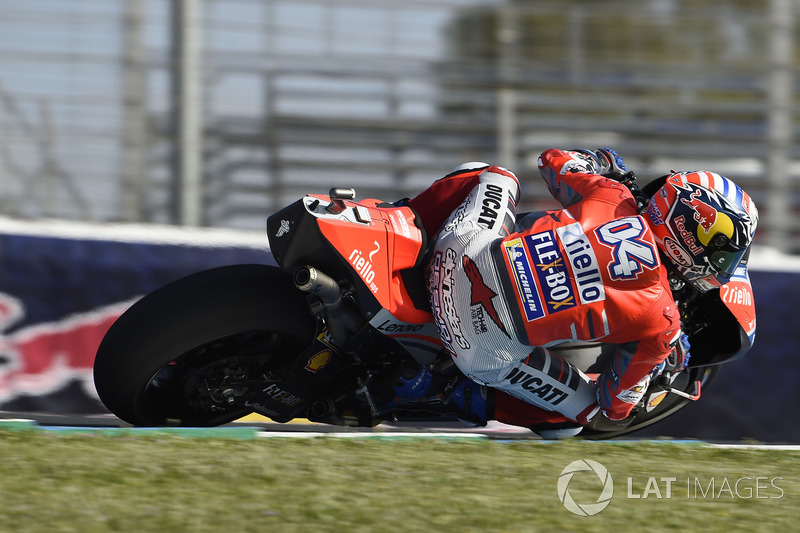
left=93, top=175, right=756, bottom=439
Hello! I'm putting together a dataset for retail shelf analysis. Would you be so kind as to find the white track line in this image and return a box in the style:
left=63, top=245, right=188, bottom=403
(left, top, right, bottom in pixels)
left=705, top=444, right=800, bottom=451
left=256, top=431, right=489, bottom=439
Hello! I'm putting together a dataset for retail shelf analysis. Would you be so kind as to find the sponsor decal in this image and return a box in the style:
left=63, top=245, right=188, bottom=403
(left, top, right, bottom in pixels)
left=616, top=374, right=650, bottom=405
left=348, top=241, right=381, bottom=293
left=645, top=390, right=668, bottom=412
left=375, top=320, right=424, bottom=333
left=444, top=191, right=472, bottom=232
left=524, top=231, right=576, bottom=315
left=316, top=329, right=337, bottom=349
left=477, top=183, right=504, bottom=230
left=276, top=219, right=291, bottom=237
left=0, top=293, right=128, bottom=405
left=503, top=238, right=545, bottom=321
left=725, top=268, right=756, bottom=337
left=430, top=252, right=453, bottom=352
left=471, top=306, right=488, bottom=334
left=305, top=350, right=332, bottom=373
left=673, top=215, right=704, bottom=256
left=646, top=203, right=664, bottom=226
left=720, top=276, right=756, bottom=340
left=369, top=243, right=380, bottom=262
left=441, top=249, right=470, bottom=350
left=463, top=256, right=510, bottom=338
left=664, top=237, right=693, bottom=267
left=721, top=282, right=753, bottom=307
left=680, top=189, right=718, bottom=234
left=556, top=223, right=606, bottom=304
left=388, top=212, right=411, bottom=238
left=595, top=217, right=659, bottom=281
left=430, top=249, right=470, bottom=354
left=262, top=383, right=303, bottom=407
left=244, top=400, right=282, bottom=419
left=503, top=366, right=569, bottom=405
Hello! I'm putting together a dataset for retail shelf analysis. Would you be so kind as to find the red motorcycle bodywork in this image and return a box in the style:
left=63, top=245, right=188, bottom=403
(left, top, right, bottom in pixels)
left=302, top=194, right=755, bottom=430
left=314, top=196, right=433, bottom=324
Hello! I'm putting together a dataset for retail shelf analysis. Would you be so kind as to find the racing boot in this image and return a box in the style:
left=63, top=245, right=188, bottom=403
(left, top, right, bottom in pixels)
left=384, top=363, right=490, bottom=425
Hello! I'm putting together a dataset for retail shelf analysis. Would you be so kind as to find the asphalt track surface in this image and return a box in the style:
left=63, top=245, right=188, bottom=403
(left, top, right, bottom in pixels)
left=0, top=411, right=529, bottom=440
left=3, top=412, right=800, bottom=448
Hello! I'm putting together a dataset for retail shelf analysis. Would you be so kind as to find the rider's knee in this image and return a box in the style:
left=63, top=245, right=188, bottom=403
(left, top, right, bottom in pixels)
left=451, top=352, right=518, bottom=390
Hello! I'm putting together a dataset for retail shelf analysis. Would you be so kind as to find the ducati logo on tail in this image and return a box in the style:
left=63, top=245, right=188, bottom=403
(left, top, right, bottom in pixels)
left=463, top=256, right=510, bottom=338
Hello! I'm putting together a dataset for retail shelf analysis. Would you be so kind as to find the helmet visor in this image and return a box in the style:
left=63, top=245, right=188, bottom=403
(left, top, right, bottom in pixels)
left=709, top=246, right=747, bottom=281
left=674, top=239, right=747, bottom=292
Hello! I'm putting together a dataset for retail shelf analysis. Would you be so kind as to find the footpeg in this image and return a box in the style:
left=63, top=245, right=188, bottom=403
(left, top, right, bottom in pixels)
left=658, top=376, right=701, bottom=401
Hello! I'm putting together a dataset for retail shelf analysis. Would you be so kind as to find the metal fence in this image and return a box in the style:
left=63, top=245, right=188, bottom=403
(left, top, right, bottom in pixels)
left=0, top=0, right=797, bottom=249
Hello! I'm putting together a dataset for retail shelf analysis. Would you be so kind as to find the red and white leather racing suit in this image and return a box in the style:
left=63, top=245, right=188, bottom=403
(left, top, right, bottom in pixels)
left=410, top=150, right=682, bottom=424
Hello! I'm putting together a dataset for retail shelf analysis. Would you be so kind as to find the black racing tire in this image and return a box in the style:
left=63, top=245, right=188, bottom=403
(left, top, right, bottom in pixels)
left=93, top=264, right=316, bottom=426
left=580, top=365, right=720, bottom=440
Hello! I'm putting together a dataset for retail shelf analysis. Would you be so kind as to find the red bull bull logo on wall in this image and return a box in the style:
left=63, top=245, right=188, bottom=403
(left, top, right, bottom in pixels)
left=0, top=291, right=132, bottom=406
left=0, top=222, right=271, bottom=414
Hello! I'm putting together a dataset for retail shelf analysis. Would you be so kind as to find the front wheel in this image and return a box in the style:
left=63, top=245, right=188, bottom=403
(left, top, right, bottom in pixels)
left=580, top=365, right=720, bottom=439
left=93, top=264, right=316, bottom=426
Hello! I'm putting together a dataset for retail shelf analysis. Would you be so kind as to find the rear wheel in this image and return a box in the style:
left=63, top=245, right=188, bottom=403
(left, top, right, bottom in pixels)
left=93, top=264, right=316, bottom=426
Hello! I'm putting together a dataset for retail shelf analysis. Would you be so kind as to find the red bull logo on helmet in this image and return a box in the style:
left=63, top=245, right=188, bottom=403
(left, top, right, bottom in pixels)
left=676, top=183, right=736, bottom=248
left=681, top=189, right=718, bottom=233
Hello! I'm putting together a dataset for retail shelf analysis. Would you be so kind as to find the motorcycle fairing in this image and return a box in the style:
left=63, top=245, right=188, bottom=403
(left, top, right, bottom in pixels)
left=719, top=264, right=756, bottom=346
left=683, top=262, right=755, bottom=367
left=313, top=197, right=433, bottom=324
left=267, top=195, right=432, bottom=325
left=368, top=308, right=443, bottom=365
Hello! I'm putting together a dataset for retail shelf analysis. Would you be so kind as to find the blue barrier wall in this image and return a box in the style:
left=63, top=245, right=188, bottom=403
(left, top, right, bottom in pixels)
left=635, top=269, right=800, bottom=443
left=0, top=223, right=797, bottom=441
left=0, top=224, right=271, bottom=414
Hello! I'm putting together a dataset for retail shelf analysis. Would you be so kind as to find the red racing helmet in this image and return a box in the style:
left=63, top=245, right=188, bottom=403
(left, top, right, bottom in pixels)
left=645, top=171, right=758, bottom=292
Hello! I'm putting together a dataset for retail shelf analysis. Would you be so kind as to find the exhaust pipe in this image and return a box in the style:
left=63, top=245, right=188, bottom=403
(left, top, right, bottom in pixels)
left=294, top=265, right=365, bottom=345
left=294, top=266, right=342, bottom=308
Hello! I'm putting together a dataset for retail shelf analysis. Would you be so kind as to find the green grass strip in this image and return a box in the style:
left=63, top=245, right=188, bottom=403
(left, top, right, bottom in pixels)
left=0, top=429, right=797, bottom=532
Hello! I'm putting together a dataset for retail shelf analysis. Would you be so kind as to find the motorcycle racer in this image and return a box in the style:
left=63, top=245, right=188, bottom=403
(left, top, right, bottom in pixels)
left=398, top=149, right=758, bottom=436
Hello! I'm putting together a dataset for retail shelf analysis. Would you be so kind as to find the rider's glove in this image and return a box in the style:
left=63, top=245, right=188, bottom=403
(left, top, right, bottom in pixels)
left=594, top=148, right=627, bottom=180
left=672, top=333, right=691, bottom=369
left=569, top=148, right=626, bottom=180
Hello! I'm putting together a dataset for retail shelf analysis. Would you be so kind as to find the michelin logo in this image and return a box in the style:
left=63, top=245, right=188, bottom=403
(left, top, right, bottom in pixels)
left=503, top=238, right=545, bottom=321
